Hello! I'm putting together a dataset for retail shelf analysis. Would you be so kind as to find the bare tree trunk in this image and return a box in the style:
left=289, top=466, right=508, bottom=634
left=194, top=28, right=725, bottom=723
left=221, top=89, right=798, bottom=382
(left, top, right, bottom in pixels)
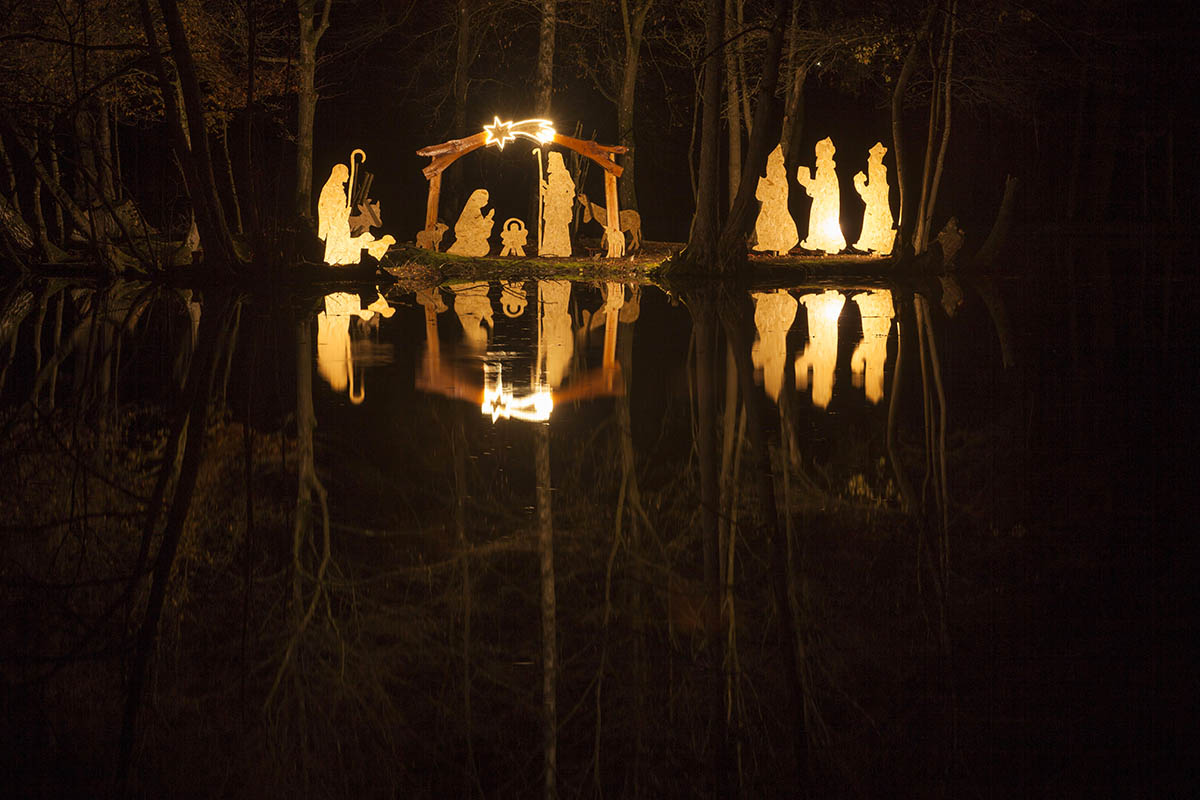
left=96, top=100, right=115, bottom=201
left=671, top=0, right=724, bottom=268
left=778, top=2, right=805, bottom=165
left=0, top=132, right=18, bottom=208
left=533, top=0, right=557, bottom=116
left=447, top=0, right=474, bottom=213
left=716, top=0, right=790, bottom=270
left=49, top=137, right=64, bottom=241
left=138, top=0, right=237, bottom=263
left=220, top=117, right=244, bottom=234
left=535, top=422, right=558, bottom=800
left=890, top=1, right=938, bottom=263
left=294, top=0, right=331, bottom=221
left=724, top=0, right=742, bottom=211
left=916, top=1, right=955, bottom=254
left=617, top=0, right=652, bottom=213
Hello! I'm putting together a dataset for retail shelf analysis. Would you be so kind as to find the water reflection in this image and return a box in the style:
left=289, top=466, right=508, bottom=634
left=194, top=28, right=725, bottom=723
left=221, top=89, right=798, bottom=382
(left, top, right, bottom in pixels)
left=416, top=279, right=624, bottom=422
left=0, top=272, right=1046, bottom=798
left=750, top=287, right=896, bottom=409
left=316, top=291, right=394, bottom=403
left=851, top=289, right=894, bottom=404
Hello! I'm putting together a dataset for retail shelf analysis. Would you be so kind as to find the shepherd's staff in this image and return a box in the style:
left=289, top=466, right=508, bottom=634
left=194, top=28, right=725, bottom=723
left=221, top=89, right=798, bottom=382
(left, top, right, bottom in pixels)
left=532, top=147, right=544, bottom=253
left=348, top=148, right=366, bottom=209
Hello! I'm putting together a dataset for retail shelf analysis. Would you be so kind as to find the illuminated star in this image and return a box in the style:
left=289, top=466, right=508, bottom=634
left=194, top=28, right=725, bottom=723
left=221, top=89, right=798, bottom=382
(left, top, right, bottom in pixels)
left=483, top=117, right=557, bottom=149
left=484, top=116, right=516, bottom=149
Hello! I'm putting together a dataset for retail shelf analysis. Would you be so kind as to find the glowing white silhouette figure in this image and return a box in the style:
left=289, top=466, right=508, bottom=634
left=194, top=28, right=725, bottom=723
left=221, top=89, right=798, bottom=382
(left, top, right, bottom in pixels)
left=415, top=221, right=448, bottom=251
left=850, top=290, right=894, bottom=404
left=448, top=190, right=495, bottom=256
left=499, top=218, right=529, bottom=256
left=797, top=137, right=846, bottom=254
left=853, top=142, right=895, bottom=255
left=317, top=157, right=394, bottom=265
left=577, top=193, right=643, bottom=253
left=452, top=283, right=493, bottom=351
left=794, top=289, right=845, bottom=409
left=753, top=144, right=799, bottom=256
left=751, top=290, right=798, bottom=402
left=540, top=152, right=575, bottom=257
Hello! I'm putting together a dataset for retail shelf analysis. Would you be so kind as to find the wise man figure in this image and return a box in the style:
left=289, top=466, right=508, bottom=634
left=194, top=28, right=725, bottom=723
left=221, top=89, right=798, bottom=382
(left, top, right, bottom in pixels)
left=753, top=144, right=799, bottom=256
left=797, top=137, right=846, bottom=254
left=318, top=163, right=393, bottom=264
left=853, top=142, right=896, bottom=255
left=540, top=151, right=575, bottom=257
left=448, top=189, right=494, bottom=257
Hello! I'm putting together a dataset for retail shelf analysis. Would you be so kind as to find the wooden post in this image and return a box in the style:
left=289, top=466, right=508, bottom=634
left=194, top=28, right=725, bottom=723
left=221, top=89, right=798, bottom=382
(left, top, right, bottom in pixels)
left=425, top=173, right=441, bottom=232
left=604, top=154, right=620, bottom=258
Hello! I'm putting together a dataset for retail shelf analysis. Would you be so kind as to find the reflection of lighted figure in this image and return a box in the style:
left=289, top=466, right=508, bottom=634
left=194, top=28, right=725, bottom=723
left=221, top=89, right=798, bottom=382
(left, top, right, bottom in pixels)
left=852, top=142, right=895, bottom=255
left=751, top=290, right=799, bottom=402
left=452, top=283, right=493, bottom=351
left=316, top=292, right=394, bottom=404
left=537, top=280, right=574, bottom=389
left=317, top=161, right=394, bottom=265
left=499, top=218, right=529, bottom=256
left=448, top=189, right=494, bottom=256
left=797, top=137, right=846, bottom=254
left=500, top=281, right=528, bottom=317
left=753, top=144, right=799, bottom=256
left=540, top=152, right=575, bottom=257
left=794, top=289, right=846, bottom=409
left=482, top=364, right=554, bottom=423
left=850, top=290, right=894, bottom=404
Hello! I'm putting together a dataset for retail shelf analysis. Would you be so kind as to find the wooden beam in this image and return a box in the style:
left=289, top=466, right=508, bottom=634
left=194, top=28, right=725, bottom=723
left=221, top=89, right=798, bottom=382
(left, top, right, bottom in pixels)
left=424, top=172, right=441, bottom=231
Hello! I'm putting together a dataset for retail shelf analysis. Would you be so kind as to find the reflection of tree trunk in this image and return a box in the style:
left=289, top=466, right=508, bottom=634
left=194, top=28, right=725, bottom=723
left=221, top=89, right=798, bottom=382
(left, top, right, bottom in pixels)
left=689, top=292, right=730, bottom=794
left=614, top=317, right=648, bottom=790
left=535, top=422, right=557, bottom=800
left=719, top=290, right=808, bottom=791
left=886, top=317, right=916, bottom=512
left=117, top=291, right=237, bottom=790
left=452, top=410, right=480, bottom=795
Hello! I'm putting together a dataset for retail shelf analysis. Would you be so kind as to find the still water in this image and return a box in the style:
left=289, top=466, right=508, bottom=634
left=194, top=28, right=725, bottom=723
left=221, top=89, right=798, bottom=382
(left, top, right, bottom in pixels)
left=0, top=254, right=1185, bottom=797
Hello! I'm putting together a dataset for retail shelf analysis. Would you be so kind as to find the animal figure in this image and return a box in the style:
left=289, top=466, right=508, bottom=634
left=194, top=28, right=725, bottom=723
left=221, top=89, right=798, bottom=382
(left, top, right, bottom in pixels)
left=415, top=221, right=449, bottom=251
left=577, top=193, right=642, bottom=252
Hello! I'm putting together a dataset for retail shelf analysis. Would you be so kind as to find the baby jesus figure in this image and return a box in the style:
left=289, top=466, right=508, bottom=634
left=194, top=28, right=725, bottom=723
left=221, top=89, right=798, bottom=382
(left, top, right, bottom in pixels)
left=500, top=218, right=529, bottom=256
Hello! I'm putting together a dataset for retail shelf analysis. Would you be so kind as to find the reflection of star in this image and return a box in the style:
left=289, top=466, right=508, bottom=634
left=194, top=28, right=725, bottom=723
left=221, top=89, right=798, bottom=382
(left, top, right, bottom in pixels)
left=484, top=116, right=516, bottom=149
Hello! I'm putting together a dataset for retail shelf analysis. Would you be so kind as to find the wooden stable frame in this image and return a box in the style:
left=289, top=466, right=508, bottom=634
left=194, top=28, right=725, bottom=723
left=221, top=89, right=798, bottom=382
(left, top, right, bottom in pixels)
left=417, top=131, right=627, bottom=257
